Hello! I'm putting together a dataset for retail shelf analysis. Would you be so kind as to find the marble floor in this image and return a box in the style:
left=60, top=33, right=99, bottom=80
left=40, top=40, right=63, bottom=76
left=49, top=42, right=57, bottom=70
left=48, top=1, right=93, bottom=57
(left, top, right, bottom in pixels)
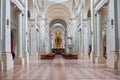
left=0, top=55, right=120, bottom=80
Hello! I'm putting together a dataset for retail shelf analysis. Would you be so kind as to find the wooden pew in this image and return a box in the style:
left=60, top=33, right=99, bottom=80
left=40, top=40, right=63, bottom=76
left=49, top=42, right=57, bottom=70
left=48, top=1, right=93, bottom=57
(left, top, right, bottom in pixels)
left=41, top=53, right=56, bottom=60
left=61, top=53, right=78, bottom=59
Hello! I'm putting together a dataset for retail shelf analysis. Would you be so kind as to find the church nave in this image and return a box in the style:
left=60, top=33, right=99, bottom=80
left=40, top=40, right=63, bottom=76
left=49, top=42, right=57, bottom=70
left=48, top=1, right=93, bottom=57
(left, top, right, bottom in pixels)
left=0, top=0, right=120, bottom=79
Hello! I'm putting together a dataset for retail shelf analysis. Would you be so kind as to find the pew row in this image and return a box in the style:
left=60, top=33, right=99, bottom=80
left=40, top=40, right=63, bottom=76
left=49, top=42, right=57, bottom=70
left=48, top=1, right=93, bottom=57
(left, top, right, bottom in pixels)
left=41, top=53, right=56, bottom=60
left=61, top=53, right=78, bottom=59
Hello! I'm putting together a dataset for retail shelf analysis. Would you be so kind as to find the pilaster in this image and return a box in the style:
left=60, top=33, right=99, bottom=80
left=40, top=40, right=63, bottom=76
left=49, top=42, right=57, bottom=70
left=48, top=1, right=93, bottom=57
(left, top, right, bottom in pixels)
left=107, top=0, right=119, bottom=69
left=95, top=12, right=105, bottom=63
left=90, top=0, right=96, bottom=63
left=0, top=0, right=2, bottom=66
left=118, top=0, right=120, bottom=69
left=2, top=0, right=14, bottom=71
left=14, top=12, right=24, bottom=65
left=40, top=19, right=46, bottom=53
left=24, top=0, right=29, bottom=64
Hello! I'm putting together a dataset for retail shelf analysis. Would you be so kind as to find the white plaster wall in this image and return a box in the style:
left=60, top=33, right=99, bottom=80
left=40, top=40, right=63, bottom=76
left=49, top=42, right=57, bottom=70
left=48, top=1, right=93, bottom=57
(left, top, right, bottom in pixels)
left=10, top=5, right=18, bottom=56
left=101, top=8, right=108, bottom=24
left=29, top=25, right=37, bottom=55
left=100, top=8, right=109, bottom=56
left=19, top=0, right=25, bottom=5
left=10, top=6, right=18, bottom=29
left=12, top=30, right=18, bottom=56
left=94, top=0, right=99, bottom=5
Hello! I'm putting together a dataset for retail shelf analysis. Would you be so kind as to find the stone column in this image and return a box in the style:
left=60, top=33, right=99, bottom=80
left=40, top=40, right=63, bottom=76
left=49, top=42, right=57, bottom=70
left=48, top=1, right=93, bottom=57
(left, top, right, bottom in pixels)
left=0, top=0, right=2, bottom=59
left=71, top=19, right=77, bottom=53
left=0, top=0, right=3, bottom=72
left=40, top=19, right=46, bottom=54
left=24, top=0, right=29, bottom=64
left=81, top=9, right=84, bottom=59
left=29, top=22, right=38, bottom=60
left=118, top=0, right=120, bottom=69
left=78, top=30, right=82, bottom=58
left=76, top=29, right=79, bottom=53
left=2, top=0, right=14, bottom=71
left=14, top=12, right=24, bottom=65
left=95, top=12, right=105, bottom=63
left=78, top=31, right=81, bottom=54
left=83, top=21, right=89, bottom=60
left=81, top=27, right=84, bottom=59
left=90, top=0, right=96, bottom=63
left=30, top=25, right=34, bottom=55
left=107, top=0, right=119, bottom=69
left=94, top=14, right=97, bottom=60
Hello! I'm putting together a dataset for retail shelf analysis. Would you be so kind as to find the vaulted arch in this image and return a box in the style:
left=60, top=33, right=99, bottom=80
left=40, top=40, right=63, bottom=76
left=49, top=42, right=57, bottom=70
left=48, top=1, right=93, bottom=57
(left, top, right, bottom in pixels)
left=46, top=3, right=71, bottom=25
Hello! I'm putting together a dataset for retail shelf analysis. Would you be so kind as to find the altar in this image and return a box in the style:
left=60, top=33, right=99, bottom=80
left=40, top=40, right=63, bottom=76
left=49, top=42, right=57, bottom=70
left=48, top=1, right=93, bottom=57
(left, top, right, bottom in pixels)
left=52, top=48, right=65, bottom=55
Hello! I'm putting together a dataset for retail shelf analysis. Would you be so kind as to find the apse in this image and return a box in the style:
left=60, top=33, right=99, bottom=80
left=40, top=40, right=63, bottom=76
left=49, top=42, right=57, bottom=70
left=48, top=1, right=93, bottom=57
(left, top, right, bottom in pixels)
left=49, top=19, right=66, bottom=48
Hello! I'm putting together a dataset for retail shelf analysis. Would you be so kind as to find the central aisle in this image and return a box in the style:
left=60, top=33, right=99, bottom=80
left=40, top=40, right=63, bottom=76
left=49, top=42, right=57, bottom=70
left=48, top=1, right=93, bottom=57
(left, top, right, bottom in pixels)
left=0, top=55, right=120, bottom=80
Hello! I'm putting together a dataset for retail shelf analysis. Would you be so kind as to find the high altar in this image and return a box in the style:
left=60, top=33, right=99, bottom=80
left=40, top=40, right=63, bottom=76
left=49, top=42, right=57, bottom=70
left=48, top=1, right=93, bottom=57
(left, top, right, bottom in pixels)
left=52, top=32, right=65, bottom=54
left=52, top=48, right=65, bottom=55
left=53, top=32, right=63, bottom=48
